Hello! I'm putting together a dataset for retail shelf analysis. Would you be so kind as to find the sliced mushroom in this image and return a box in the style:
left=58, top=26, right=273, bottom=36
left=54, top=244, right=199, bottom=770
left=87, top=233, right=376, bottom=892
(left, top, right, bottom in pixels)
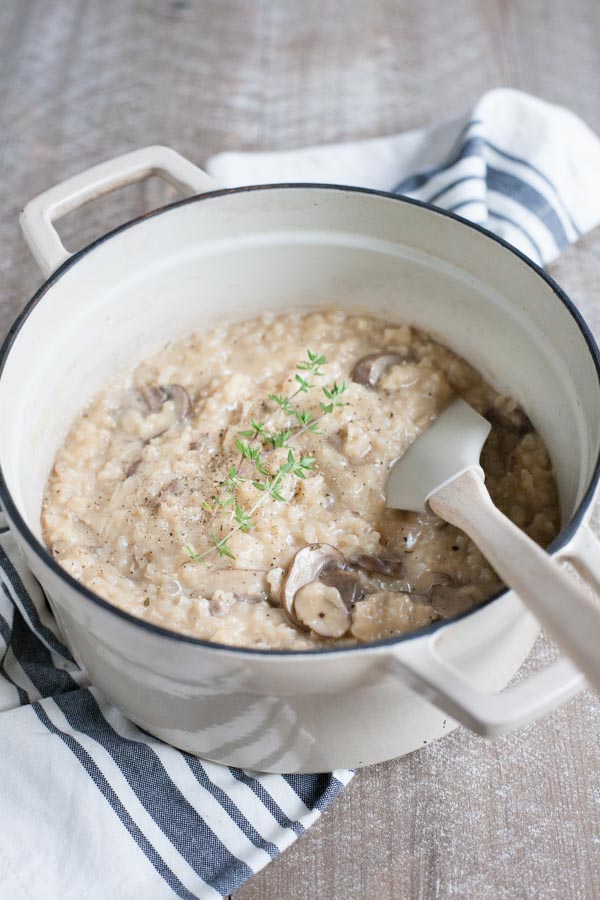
left=320, top=568, right=364, bottom=606
left=138, top=383, right=192, bottom=438
left=125, top=459, right=141, bottom=478
left=166, top=384, right=191, bottom=420
left=351, top=352, right=409, bottom=388
left=406, top=591, right=435, bottom=607
left=350, top=553, right=405, bottom=579
left=485, top=401, right=531, bottom=435
left=140, top=384, right=191, bottom=421
left=293, top=582, right=351, bottom=638
left=139, top=385, right=166, bottom=412
left=429, top=583, right=477, bottom=618
left=417, top=571, right=453, bottom=595
left=282, top=543, right=345, bottom=627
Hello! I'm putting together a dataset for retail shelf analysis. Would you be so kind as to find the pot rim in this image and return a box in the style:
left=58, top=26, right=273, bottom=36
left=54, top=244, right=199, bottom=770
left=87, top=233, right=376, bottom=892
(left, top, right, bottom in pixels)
left=1, top=183, right=599, bottom=658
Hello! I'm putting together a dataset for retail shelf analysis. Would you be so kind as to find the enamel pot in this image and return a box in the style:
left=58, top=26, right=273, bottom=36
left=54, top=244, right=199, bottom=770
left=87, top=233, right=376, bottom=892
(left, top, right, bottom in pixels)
left=1, top=145, right=599, bottom=772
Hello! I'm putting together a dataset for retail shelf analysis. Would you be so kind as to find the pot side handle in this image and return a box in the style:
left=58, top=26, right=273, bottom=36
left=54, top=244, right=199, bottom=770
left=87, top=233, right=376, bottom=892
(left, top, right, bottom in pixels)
left=20, top=145, right=219, bottom=277
left=387, top=527, right=600, bottom=735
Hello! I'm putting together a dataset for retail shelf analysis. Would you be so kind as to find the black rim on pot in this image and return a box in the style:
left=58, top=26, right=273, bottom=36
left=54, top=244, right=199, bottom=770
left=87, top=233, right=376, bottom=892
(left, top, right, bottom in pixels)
left=1, top=184, right=599, bottom=656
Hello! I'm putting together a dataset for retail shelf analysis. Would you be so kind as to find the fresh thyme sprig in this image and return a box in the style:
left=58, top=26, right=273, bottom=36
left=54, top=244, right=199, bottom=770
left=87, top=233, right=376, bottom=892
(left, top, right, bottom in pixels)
left=185, top=349, right=347, bottom=563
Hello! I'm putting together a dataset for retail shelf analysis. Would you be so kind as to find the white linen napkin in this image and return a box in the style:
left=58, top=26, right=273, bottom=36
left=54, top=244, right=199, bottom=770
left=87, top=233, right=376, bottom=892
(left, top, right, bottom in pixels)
left=1, top=88, right=599, bottom=900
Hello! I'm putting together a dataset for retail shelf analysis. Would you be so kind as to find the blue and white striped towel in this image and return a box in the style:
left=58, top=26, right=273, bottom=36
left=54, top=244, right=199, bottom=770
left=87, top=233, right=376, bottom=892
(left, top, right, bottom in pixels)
left=207, top=88, right=600, bottom=267
left=1, top=88, right=599, bottom=900
left=0, top=516, right=353, bottom=900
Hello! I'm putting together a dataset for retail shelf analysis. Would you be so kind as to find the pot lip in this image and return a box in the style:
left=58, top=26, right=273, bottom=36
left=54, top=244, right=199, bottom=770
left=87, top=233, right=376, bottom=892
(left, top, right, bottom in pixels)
left=1, top=182, right=599, bottom=659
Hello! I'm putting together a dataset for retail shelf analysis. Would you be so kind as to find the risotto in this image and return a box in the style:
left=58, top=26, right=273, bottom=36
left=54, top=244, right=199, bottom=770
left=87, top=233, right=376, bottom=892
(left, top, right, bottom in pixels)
left=42, top=309, right=560, bottom=649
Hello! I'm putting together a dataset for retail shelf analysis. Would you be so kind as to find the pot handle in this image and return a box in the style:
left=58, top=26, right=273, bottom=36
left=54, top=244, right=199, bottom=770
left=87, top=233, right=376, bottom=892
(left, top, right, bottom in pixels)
left=20, top=145, right=218, bottom=277
left=387, top=529, right=600, bottom=734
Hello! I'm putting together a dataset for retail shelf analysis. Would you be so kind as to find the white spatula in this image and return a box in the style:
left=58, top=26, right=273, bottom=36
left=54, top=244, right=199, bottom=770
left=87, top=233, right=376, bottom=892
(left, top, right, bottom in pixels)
left=386, top=397, right=600, bottom=695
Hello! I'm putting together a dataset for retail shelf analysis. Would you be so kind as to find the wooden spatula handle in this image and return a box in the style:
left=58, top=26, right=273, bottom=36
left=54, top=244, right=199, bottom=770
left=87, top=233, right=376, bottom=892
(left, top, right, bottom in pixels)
left=429, top=467, right=600, bottom=694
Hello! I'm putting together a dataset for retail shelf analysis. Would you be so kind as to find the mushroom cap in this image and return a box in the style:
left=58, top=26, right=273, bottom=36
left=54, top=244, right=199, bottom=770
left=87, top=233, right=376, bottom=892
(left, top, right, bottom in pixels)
left=416, top=571, right=453, bottom=594
left=139, top=385, right=167, bottom=412
left=320, top=568, right=364, bottom=606
left=350, top=553, right=405, bottom=579
left=429, top=583, right=477, bottom=618
left=140, top=384, right=191, bottom=418
left=139, top=383, right=192, bottom=437
left=165, top=384, right=191, bottom=420
left=294, top=582, right=352, bottom=638
left=125, top=459, right=141, bottom=478
left=282, top=544, right=345, bottom=625
left=351, top=352, right=409, bottom=388
left=485, top=400, right=531, bottom=434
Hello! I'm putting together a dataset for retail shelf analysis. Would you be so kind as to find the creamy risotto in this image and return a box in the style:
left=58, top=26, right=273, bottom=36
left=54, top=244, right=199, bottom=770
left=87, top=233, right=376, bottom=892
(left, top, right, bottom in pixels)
left=43, top=310, right=560, bottom=649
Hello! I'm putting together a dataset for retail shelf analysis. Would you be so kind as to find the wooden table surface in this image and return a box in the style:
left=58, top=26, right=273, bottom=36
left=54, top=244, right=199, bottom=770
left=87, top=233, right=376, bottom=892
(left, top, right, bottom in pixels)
left=1, top=2, right=599, bottom=898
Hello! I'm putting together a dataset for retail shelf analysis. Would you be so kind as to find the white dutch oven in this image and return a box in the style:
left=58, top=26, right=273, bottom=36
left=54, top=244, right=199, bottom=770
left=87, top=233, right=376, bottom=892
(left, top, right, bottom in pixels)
left=1, top=145, right=599, bottom=773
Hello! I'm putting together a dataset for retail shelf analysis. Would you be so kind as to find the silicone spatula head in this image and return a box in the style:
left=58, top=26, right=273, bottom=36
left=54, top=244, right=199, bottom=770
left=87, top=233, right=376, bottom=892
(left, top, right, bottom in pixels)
left=386, top=397, right=492, bottom=513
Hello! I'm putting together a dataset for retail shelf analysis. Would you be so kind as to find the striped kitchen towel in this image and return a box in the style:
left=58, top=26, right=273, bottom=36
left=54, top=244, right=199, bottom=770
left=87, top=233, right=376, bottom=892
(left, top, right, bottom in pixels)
left=0, top=515, right=353, bottom=900
left=1, top=88, right=600, bottom=900
left=207, top=88, right=600, bottom=267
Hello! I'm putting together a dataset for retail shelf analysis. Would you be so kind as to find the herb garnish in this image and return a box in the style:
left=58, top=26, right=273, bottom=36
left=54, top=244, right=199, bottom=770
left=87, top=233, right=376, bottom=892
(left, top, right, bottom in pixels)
left=185, top=349, right=347, bottom=563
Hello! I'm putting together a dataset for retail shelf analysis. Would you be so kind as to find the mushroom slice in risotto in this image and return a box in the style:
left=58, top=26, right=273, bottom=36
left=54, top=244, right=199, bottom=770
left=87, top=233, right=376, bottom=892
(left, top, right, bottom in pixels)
left=349, top=553, right=405, bottom=579
left=320, top=567, right=364, bottom=607
left=415, top=571, right=453, bottom=595
left=351, top=351, right=410, bottom=388
left=484, top=398, right=532, bottom=434
left=282, top=544, right=362, bottom=636
left=294, top=582, right=352, bottom=638
left=139, top=384, right=191, bottom=436
left=429, top=582, right=478, bottom=618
